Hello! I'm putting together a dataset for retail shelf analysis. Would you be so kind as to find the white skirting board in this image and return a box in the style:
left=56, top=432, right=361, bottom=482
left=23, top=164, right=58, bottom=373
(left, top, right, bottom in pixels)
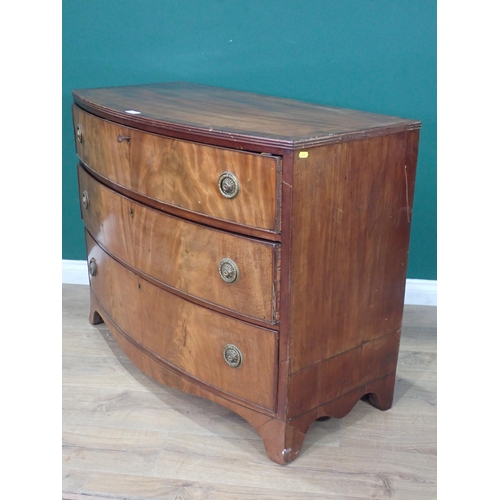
left=62, top=260, right=437, bottom=307
left=62, top=260, right=90, bottom=286
left=403, top=278, right=437, bottom=306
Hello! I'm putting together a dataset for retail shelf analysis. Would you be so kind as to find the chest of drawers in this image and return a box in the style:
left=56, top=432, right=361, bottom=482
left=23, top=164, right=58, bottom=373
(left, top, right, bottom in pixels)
left=72, top=82, right=420, bottom=465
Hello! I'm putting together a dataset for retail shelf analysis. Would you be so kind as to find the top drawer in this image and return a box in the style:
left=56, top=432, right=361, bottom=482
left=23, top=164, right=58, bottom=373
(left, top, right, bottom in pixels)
left=73, top=106, right=281, bottom=232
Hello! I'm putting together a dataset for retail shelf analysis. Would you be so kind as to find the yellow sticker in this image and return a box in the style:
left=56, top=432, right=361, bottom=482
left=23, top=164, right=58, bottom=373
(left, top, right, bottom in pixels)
left=299, top=151, right=309, bottom=158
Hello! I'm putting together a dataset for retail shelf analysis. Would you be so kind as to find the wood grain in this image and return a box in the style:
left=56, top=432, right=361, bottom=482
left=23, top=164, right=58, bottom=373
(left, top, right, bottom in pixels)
left=287, top=330, right=400, bottom=417
left=72, top=104, right=129, bottom=178
left=73, top=105, right=281, bottom=232
left=79, top=166, right=280, bottom=323
left=86, top=236, right=278, bottom=411
left=72, top=82, right=420, bottom=151
left=84, top=244, right=400, bottom=465
left=287, top=131, right=419, bottom=374
left=63, top=284, right=436, bottom=499
left=71, top=83, right=423, bottom=469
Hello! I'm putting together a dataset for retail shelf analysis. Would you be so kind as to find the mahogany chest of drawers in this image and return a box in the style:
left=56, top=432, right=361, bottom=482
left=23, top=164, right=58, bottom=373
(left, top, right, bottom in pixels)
left=72, top=82, right=420, bottom=465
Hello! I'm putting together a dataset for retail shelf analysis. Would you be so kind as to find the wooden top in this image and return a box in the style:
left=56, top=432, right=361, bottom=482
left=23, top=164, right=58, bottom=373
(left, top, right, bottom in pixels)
left=73, top=81, right=421, bottom=151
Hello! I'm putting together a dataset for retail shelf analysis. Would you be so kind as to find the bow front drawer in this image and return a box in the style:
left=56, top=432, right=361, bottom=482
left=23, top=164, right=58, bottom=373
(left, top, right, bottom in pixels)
left=73, top=106, right=281, bottom=232
left=86, top=233, right=278, bottom=411
left=79, top=166, right=280, bottom=324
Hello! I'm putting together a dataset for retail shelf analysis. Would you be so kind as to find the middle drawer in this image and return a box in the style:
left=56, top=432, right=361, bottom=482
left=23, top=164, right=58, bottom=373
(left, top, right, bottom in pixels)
left=79, top=165, right=280, bottom=323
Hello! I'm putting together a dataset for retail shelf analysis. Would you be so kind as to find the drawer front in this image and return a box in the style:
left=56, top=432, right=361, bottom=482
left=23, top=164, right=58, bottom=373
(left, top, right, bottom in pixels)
left=87, top=233, right=278, bottom=411
left=79, top=166, right=280, bottom=323
left=73, top=106, right=281, bottom=232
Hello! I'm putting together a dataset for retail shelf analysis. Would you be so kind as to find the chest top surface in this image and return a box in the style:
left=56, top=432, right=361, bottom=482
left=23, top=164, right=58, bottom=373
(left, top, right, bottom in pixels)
left=73, top=81, right=420, bottom=151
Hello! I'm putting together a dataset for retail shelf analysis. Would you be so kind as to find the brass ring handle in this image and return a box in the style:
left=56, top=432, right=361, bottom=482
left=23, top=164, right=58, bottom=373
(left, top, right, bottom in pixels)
left=223, top=344, right=243, bottom=368
left=76, top=124, right=83, bottom=143
left=218, top=258, right=239, bottom=283
left=88, top=257, right=97, bottom=277
left=218, top=172, right=240, bottom=199
left=81, top=190, right=89, bottom=210
left=117, top=134, right=130, bottom=143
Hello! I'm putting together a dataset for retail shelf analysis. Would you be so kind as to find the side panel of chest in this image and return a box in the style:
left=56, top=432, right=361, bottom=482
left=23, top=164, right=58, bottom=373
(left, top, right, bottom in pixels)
left=285, top=131, right=419, bottom=416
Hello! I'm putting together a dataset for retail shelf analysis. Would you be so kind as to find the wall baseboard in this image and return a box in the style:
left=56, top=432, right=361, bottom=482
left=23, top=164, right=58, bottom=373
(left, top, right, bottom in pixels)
left=62, top=260, right=437, bottom=307
left=404, top=278, right=437, bottom=306
left=62, top=260, right=90, bottom=285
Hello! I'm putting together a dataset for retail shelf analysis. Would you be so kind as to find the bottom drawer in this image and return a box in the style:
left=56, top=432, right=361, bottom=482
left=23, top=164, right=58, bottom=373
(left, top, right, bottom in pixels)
left=86, top=232, right=278, bottom=411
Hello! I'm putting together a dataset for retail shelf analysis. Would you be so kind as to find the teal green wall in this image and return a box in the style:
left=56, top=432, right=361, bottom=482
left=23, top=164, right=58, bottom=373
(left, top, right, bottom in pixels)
left=63, top=0, right=436, bottom=280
